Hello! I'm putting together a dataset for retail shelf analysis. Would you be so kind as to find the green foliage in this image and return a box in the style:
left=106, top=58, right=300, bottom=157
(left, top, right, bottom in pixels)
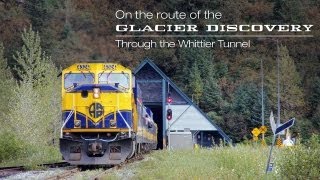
left=267, top=46, right=305, bottom=120
left=227, top=83, right=269, bottom=141
left=105, top=146, right=275, bottom=179
left=0, top=43, right=11, bottom=78
left=294, top=118, right=318, bottom=141
left=188, top=62, right=203, bottom=105
left=0, top=131, right=25, bottom=163
left=233, top=83, right=260, bottom=118
left=273, top=0, right=306, bottom=23
left=13, top=27, right=52, bottom=86
left=1, top=28, right=61, bottom=166
left=201, top=70, right=222, bottom=112
left=214, top=62, right=228, bottom=78
left=221, top=111, right=248, bottom=142
left=311, top=105, right=320, bottom=130
left=0, top=43, right=15, bottom=120
left=103, top=145, right=320, bottom=179
left=0, top=0, right=319, bottom=146
left=7, top=81, right=60, bottom=147
left=308, top=134, right=320, bottom=149
left=309, top=77, right=320, bottom=120
left=24, top=0, right=59, bottom=30
left=277, top=136, right=320, bottom=179
left=207, top=111, right=223, bottom=125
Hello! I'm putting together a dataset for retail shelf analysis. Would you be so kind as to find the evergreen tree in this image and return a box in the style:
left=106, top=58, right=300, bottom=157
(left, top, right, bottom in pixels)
left=188, top=62, right=203, bottom=105
left=267, top=45, right=305, bottom=121
left=311, top=105, right=320, bottom=130
left=309, top=77, right=320, bottom=114
left=24, top=0, right=57, bottom=31
left=8, top=28, right=61, bottom=150
left=201, top=68, right=222, bottom=112
left=225, top=82, right=266, bottom=140
left=176, top=47, right=213, bottom=100
left=273, top=0, right=286, bottom=22
left=273, top=0, right=305, bottom=23
left=13, top=27, right=52, bottom=86
left=233, top=83, right=261, bottom=125
left=310, top=77, right=320, bottom=130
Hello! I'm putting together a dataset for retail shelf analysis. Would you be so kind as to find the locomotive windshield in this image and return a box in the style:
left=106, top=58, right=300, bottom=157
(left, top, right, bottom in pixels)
left=98, top=73, right=129, bottom=89
left=64, top=73, right=94, bottom=89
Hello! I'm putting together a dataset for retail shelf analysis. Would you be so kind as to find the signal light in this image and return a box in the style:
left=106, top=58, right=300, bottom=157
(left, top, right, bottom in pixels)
left=167, top=109, right=172, bottom=120
left=167, top=94, right=173, bottom=104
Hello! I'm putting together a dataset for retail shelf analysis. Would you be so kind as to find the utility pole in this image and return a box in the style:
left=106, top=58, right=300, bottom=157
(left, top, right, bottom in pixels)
left=276, top=40, right=280, bottom=128
left=261, top=58, right=265, bottom=140
left=276, top=39, right=283, bottom=145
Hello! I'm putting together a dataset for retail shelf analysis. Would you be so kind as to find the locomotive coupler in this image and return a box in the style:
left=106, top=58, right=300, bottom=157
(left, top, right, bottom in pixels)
left=88, top=141, right=103, bottom=156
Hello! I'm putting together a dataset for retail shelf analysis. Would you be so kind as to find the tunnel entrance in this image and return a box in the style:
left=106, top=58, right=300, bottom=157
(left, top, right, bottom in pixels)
left=134, top=60, right=231, bottom=149
left=145, top=104, right=163, bottom=149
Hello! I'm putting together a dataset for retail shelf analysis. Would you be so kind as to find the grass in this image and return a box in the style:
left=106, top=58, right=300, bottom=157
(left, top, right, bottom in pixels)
left=0, top=145, right=61, bottom=169
left=1, top=136, right=318, bottom=178
left=103, top=145, right=279, bottom=180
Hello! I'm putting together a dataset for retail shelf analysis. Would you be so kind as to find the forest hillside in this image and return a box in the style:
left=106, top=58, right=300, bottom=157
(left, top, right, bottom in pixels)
left=0, top=0, right=319, bottom=143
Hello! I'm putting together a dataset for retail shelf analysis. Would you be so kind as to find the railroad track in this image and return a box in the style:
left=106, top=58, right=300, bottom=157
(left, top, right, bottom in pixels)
left=0, top=162, right=70, bottom=179
left=41, top=162, right=70, bottom=168
left=1, top=153, right=146, bottom=179
left=0, top=166, right=25, bottom=178
left=46, top=167, right=79, bottom=180
left=90, top=154, right=145, bottom=180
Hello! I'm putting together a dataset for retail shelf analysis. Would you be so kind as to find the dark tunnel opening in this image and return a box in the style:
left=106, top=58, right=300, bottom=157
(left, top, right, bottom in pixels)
left=145, top=104, right=163, bottom=149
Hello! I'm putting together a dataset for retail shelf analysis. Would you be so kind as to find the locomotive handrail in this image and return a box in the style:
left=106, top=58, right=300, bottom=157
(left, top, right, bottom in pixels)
left=67, top=83, right=127, bottom=93
left=80, top=133, right=119, bottom=142
left=60, top=110, right=74, bottom=138
left=118, top=110, right=132, bottom=138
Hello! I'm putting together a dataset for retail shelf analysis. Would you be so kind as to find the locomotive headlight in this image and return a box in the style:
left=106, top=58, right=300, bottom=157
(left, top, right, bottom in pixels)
left=74, top=120, right=81, bottom=128
left=93, top=88, right=100, bottom=99
left=110, top=119, right=116, bottom=128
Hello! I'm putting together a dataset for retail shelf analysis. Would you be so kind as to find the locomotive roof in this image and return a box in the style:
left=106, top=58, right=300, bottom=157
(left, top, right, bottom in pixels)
left=63, top=63, right=131, bottom=72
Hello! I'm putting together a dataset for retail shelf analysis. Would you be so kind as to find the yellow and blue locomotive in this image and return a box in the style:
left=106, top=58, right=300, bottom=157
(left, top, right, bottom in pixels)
left=60, top=63, right=157, bottom=165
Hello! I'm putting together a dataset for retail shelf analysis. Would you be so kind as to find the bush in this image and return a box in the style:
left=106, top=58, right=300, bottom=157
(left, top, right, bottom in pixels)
left=277, top=134, right=320, bottom=179
left=0, top=131, right=25, bottom=163
left=0, top=28, right=61, bottom=167
left=0, top=130, right=61, bottom=168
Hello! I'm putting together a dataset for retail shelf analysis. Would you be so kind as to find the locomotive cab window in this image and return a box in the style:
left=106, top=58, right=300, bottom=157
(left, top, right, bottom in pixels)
left=98, top=73, right=129, bottom=90
left=64, top=73, right=94, bottom=89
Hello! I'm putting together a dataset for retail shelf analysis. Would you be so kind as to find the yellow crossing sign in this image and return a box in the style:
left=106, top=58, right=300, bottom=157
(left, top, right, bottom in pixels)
left=259, top=126, right=267, bottom=134
left=276, top=137, right=283, bottom=147
left=251, top=128, right=261, bottom=137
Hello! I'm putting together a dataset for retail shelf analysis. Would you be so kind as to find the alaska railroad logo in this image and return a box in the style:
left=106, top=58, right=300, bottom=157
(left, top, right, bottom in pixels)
left=89, top=103, right=104, bottom=118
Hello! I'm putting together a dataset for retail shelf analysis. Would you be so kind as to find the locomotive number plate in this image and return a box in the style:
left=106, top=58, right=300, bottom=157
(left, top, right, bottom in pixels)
left=77, top=64, right=90, bottom=70
left=104, top=64, right=116, bottom=70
